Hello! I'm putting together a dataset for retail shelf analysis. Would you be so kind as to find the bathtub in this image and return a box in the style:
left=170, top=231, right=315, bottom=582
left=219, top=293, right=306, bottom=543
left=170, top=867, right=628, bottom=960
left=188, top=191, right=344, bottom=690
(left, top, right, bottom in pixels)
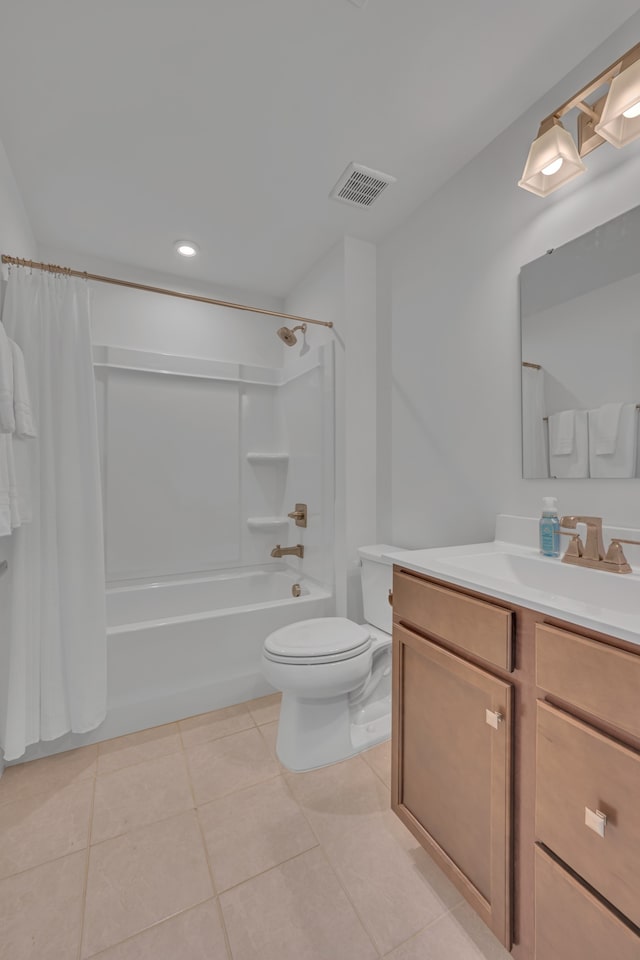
left=103, top=566, right=333, bottom=740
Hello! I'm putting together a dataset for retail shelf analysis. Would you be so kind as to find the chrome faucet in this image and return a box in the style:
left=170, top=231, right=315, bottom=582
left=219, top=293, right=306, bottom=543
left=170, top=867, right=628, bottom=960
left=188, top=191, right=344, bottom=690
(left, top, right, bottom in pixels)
left=560, top=515, right=640, bottom=574
left=271, top=544, right=304, bottom=559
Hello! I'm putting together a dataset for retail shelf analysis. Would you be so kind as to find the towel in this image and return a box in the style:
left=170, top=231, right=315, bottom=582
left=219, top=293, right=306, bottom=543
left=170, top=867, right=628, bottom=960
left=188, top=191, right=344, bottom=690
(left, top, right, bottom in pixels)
left=10, top=339, right=37, bottom=439
left=590, top=402, right=624, bottom=455
left=549, top=410, right=589, bottom=478
left=589, top=403, right=638, bottom=478
left=548, top=410, right=575, bottom=455
left=0, top=321, right=15, bottom=434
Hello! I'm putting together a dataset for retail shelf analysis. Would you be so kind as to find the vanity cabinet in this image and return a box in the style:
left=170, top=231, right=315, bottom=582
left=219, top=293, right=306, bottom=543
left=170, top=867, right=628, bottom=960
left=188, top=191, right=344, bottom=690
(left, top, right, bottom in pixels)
left=535, top=622, right=640, bottom=957
left=391, top=565, right=640, bottom=960
left=391, top=576, right=514, bottom=949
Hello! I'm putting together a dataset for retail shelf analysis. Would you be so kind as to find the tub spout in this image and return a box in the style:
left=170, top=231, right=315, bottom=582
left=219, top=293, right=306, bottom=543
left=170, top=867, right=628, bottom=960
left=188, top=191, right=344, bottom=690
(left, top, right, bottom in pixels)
left=270, top=544, right=304, bottom=558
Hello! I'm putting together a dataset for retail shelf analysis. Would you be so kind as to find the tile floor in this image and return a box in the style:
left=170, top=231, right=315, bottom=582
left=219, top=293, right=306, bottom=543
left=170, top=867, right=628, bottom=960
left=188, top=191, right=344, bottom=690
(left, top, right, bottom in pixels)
left=0, top=693, right=511, bottom=960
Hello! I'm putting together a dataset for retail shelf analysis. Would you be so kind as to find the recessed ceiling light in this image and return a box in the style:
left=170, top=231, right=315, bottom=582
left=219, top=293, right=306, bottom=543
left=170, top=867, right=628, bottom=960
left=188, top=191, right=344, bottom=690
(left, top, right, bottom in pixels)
left=174, top=240, right=199, bottom=257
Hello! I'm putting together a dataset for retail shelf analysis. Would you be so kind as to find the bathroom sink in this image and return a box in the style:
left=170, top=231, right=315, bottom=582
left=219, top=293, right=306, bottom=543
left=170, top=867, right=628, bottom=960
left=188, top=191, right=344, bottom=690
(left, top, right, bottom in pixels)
left=435, top=551, right=640, bottom=615
left=386, top=540, right=640, bottom=646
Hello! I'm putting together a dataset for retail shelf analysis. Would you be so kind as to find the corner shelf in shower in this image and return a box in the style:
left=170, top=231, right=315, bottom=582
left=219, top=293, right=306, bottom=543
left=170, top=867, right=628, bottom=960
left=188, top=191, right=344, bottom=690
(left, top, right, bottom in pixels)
left=245, top=452, right=289, bottom=464
left=246, top=517, right=289, bottom=531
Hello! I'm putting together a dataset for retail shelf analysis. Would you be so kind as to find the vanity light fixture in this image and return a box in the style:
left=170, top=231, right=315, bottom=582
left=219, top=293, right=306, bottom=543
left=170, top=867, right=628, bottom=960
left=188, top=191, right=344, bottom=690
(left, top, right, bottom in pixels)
left=519, top=41, right=640, bottom=198
left=174, top=240, right=199, bottom=257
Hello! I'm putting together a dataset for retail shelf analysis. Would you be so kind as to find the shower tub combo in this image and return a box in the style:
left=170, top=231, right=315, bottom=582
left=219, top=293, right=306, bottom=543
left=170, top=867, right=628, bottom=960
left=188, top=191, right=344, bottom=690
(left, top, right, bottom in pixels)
left=103, top=566, right=332, bottom=740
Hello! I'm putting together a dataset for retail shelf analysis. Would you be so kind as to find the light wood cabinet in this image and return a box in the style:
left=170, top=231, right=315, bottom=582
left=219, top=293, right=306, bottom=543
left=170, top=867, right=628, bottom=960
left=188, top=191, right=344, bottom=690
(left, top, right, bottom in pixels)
left=392, top=564, right=640, bottom=960
left=534, top=846, right=640, bottom=960
left=392, top=601, right=513, bottom=948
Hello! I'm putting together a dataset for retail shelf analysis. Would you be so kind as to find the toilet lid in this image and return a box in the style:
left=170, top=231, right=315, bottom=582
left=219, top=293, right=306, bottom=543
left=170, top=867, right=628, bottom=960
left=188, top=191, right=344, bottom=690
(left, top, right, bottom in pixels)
left=264, top=617, right=372, bottom=662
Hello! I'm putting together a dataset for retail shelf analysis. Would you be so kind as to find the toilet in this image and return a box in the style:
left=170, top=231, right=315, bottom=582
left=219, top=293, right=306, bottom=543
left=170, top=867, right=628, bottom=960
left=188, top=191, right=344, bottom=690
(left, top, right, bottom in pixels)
left=261, top=544, right=397, bottom=772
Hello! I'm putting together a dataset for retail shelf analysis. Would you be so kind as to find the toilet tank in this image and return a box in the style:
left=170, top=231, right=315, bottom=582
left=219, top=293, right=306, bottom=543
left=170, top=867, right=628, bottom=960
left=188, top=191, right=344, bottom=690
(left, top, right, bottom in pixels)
left=358, top=544, right=398, bottom=634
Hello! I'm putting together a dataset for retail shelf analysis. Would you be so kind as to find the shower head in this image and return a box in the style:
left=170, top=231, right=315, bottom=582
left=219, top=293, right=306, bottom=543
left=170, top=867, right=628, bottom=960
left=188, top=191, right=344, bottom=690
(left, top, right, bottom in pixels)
left=277, top=323, right=307, bottom=346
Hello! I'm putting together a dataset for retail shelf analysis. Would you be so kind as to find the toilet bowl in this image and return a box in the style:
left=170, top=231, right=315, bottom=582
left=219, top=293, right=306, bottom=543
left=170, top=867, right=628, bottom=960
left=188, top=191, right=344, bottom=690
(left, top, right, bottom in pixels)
left=261, top=544, right=396, bottom=772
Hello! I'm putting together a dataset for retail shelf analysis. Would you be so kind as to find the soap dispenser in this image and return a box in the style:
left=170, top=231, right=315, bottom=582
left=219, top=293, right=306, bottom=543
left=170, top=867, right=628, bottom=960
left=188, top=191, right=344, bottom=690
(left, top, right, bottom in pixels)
left=539, top=497, right=560, bottom=558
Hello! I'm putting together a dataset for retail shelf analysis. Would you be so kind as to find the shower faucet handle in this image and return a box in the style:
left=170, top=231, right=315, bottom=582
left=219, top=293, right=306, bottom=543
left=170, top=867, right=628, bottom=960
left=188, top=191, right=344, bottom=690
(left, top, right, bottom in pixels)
left=287, top=503, right=308, bottom=528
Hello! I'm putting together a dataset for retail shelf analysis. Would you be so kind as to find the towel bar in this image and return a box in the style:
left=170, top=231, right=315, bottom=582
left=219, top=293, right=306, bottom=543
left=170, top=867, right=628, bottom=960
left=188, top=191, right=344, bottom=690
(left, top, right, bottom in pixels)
left=543, top=404, right=640, bottom=422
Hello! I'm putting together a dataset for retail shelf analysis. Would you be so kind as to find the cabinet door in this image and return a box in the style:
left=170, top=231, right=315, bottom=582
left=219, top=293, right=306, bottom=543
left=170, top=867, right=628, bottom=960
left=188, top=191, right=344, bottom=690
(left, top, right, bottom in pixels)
left=392, top=623, right=513, bottom=948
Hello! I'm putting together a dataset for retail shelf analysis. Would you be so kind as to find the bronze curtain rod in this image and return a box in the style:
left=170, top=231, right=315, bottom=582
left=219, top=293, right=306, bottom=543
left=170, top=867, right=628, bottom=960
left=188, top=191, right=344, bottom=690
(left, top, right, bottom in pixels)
left=1, top=255, right=334, bottom=329
left=522, top=361, right=542, bottom=370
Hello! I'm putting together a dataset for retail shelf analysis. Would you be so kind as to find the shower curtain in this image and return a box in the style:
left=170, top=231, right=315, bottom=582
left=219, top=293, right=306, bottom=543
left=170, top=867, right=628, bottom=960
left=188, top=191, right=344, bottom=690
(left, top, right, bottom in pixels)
left=522, top=365, right=548, bottom=479
left=0, top=268, right=107, bottom=761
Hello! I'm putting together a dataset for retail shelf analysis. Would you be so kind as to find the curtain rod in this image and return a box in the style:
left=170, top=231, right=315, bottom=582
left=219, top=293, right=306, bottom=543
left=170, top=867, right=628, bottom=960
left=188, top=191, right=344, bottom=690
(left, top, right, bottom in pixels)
left=0, top=255, right=334, bottom=329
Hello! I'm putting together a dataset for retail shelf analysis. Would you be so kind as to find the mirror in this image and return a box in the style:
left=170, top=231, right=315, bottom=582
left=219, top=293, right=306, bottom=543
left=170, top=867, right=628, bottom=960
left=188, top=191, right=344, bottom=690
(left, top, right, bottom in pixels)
left=520, top=204, right=640, bottom=479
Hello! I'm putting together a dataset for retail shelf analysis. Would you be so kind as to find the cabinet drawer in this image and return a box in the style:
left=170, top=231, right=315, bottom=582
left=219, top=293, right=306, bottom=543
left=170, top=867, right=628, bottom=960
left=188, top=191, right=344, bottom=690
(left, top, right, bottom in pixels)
left=393, top=570, right=513, bottom=670
left=536, top=623, right=640, bottom=739
left=535, top=846, right=640, bottom=960
left=536, top=701, right=640, bottom=926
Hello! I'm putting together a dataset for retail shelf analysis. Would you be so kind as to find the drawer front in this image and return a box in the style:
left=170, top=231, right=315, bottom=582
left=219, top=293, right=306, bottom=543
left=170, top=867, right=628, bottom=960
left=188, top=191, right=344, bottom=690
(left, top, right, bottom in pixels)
left=536, top=701, right=640, bottom=926
left=393, top=570, right=513, bottom=670
left=535, top=846, right=640, bottom=960
left=536, top=623, right=640, bottom=739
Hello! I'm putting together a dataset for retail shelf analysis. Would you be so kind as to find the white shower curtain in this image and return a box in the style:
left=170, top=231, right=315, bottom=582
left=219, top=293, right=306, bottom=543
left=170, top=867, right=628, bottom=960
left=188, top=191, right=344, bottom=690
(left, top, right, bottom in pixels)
left=1, top=268, right=106, bottom=761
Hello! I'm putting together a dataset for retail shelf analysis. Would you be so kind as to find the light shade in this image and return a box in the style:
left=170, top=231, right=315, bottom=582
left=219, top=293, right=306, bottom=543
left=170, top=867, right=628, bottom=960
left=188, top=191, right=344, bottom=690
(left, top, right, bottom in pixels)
left=595, top=57, right=640, bottom=148
left=518, top=118, right=586, bottom=198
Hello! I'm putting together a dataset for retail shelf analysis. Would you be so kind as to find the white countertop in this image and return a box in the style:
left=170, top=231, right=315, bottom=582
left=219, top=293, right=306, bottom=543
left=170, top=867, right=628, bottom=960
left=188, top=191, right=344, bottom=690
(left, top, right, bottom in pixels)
left=385, top=539, right=640, bottom=648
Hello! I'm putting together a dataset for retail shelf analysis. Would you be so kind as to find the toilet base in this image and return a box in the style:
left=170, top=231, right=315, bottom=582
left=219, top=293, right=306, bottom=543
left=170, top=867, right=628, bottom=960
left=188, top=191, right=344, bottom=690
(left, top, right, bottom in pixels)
left=275, top=689, right=391, bottom=773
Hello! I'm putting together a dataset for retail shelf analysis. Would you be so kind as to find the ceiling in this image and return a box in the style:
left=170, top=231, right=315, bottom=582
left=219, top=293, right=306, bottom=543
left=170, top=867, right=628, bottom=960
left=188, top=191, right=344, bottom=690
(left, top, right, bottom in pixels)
left=0, top=1, right=638, bottom=298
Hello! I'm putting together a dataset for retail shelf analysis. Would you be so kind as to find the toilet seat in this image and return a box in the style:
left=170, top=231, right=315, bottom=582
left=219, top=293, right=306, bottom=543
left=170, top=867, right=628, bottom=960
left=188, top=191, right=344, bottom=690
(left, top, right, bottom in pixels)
left=263, top=617, right=372, bottom=665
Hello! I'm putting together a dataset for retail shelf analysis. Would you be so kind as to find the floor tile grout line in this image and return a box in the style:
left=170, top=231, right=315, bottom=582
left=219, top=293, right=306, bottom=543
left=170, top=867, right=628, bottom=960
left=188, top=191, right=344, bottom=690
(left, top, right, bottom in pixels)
left=81, top=895, right=216, bottom=960
left=188, top=766, right=235, bottom=960
left=90, top=802, right=206, bottom=851
left=214, top=839, right=322, bottom=896
left=279, top=773, right=384, bottom=958
left=315, top=844, right=385, bottom=958
left=0, top=699, right=276, bottom=802
left=0, top=767, right=98, bottom=808
left=377, top=904, right=464, bottom=959
left=76, top=768, right=97, bottom=960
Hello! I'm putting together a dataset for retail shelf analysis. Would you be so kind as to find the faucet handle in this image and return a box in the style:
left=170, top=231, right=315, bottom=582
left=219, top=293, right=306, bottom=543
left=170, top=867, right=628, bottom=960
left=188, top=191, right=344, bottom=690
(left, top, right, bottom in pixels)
left=560, top=531, right=584, bottom=558
left=604, top=538, right=640, bottom=574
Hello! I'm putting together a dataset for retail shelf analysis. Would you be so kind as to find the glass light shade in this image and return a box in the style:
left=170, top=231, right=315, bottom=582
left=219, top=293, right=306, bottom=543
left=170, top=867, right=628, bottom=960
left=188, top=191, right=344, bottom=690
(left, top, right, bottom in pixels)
left=595, top=58, right=640, bottom=147
left=518, top=120, right=586, bottom=198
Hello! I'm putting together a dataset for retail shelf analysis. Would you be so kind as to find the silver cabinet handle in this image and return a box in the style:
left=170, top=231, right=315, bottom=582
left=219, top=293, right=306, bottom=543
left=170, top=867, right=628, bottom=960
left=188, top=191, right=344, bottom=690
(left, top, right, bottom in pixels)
left=485, top=709, right=503, bottom=729
left=585, top=807, right=607, bottom=838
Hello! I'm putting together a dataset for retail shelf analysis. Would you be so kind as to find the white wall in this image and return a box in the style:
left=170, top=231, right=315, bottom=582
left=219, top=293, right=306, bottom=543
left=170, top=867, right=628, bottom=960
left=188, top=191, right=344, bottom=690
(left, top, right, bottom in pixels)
left=379, top=15, right=640, bottom=550
left=285, top=236, right=377, bottom=620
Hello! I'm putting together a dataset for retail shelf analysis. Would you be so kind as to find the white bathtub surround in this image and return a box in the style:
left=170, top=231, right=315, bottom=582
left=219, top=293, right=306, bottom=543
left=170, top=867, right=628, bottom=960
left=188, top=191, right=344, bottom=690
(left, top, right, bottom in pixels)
left=0, top=268, right=107, bottom=762
left=104, top=567, right=331, bottom=742
left=5, top=566, right=331, bottom=764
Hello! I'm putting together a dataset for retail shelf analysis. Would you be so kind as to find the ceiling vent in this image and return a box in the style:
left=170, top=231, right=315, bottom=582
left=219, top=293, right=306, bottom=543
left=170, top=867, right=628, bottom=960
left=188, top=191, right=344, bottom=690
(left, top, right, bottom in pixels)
left=330, top=162, right=396, bottom=208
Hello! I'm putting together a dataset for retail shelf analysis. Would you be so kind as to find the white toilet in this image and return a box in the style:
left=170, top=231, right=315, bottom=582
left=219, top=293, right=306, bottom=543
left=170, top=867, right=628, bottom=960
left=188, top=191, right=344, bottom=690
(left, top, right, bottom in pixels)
left=261, top=544, right=396, bottom=772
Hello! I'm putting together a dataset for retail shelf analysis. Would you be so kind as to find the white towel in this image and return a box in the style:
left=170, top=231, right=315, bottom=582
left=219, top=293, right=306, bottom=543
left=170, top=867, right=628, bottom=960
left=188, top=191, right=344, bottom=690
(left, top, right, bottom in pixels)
left=549, top=410, right=589, bottom=478
left=590, top=402, right=624, bottom=455
left=10, top=339, right=37, bottom=439
left=589, top=403, right=638, bottom=478
left=548, top=410, right=575, bottom=455
left=0, top=321, right=15, bottom=434
left=0, top=434, right=21, bottom=535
